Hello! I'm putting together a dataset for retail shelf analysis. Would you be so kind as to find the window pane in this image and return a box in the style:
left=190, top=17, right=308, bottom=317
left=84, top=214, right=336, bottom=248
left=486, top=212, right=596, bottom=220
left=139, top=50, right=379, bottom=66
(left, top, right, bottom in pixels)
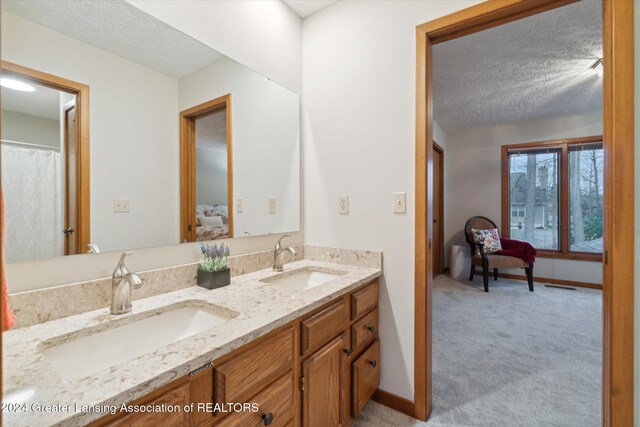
left=569, top=144, right=604, bottom=253
left=508, top=150, right=560, bottom=250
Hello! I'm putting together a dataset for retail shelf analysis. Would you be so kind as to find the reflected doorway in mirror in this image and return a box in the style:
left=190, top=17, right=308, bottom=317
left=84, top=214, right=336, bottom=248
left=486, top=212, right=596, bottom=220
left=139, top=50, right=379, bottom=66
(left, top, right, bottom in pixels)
left=180, top=94, right=233, bottom=242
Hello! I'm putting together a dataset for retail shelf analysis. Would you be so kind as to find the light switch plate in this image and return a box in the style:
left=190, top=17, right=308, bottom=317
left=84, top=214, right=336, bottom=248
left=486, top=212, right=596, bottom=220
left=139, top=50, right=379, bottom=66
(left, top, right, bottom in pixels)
left=113, top=199, right=129, bottom=213
left=338, top=195, right=349, bottom=215
left=268, top=197, right=277, bottom=214
left=237, top=198, right=244, bottom=213
left=393, top=192, right=406, bottom=214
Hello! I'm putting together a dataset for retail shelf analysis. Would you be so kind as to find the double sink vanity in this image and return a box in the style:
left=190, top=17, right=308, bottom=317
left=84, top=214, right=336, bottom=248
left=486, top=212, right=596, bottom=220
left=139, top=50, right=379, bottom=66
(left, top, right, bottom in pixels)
left=4, top=247, right=382, bottom=427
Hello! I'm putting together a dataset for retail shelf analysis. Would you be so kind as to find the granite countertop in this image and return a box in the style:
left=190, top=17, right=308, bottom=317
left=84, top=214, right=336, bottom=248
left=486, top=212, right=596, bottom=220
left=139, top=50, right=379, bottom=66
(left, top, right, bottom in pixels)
left=3, top=260, right=381, bottom=427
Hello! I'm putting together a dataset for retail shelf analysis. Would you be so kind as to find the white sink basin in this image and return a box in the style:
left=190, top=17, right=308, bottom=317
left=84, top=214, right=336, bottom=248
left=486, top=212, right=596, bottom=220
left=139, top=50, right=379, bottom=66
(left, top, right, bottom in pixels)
left=41, top=302, right=237, bottom=379
left=260, top=267, right=347, bottom=291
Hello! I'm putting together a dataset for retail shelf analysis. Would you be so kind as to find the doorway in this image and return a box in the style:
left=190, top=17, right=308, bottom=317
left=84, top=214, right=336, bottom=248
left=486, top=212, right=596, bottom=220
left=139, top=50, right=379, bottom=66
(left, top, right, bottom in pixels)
left=413, top=0, right=634, bottom=425
left=0, top=61, right=89, bottom=258
left=432, top=142, right=444, bottom=276
left=180, top=94, right=233, bottom=242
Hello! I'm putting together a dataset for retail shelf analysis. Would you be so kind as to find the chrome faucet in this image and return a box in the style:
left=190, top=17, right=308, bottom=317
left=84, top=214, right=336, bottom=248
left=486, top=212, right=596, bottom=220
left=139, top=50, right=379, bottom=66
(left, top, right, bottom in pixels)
left=273, top=235, right=296, bottom=272
left=111, top=251, right=143, bottom=315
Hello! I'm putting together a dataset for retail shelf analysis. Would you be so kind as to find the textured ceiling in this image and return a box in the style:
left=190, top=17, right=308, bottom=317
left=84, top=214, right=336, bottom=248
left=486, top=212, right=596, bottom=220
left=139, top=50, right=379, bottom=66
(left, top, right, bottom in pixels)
left=433, top=0, right=602, bottom=133
left=1, top=0, right=224, bottom=79
left=283, top=0, right=338, bottom=18
left=196, top=110, right=227, bottom=153
left=1, top=80, right=62, bottom=120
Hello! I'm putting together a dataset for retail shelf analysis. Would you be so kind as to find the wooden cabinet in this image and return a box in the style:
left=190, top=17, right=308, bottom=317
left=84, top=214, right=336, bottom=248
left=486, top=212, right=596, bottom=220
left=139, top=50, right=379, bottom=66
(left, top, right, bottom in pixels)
left=350, top=281, right=378, bottom=320
left=351, top=308, right=378, bottom=354
left=217, top=372, right=294, bottom=427
left=301, top=334, right=346, bottom=427
left=300, top=300, right=347, bottom=356
left=94, top=279, right=379, bottom=427
left=214, top=327, right=294, bottom=405
left=351, top=340, right=380, bottom=416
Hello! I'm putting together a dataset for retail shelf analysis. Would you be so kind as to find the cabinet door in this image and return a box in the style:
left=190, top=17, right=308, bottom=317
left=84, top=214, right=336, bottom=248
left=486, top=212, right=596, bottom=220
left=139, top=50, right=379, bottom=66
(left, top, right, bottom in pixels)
left=302, top=334, right=346, bottom=427
left=110, top=382, right=191, bottom=427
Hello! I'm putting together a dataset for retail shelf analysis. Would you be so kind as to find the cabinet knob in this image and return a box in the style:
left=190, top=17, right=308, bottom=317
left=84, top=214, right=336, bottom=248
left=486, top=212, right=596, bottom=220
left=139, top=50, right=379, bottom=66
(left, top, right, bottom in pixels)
left=368, top=359, right=377, bottom=368
left=262, top=412, right=274, bottom=425
left=367, top=325, right=376, bottom=333
left=343, top=348, right=353, bottom=356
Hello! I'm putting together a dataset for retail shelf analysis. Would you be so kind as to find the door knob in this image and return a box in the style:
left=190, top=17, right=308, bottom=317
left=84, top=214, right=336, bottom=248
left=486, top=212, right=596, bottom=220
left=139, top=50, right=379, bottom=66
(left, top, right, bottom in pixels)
left=367, top=325, right=376, bottom=333
left=63, top=228, right=75, bottom=235
left=262, top=412, right=274, bottom=425
left=368, top=359, right=377, bottom=368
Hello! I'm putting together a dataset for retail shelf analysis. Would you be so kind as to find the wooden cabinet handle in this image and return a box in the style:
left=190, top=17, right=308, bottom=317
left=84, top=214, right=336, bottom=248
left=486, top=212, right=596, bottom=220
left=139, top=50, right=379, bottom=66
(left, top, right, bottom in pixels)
left=262, top=412, right=274, bottom=425
left=368, top=359, right=377, bottom=368
left=343, top=348, right=353, bottom=356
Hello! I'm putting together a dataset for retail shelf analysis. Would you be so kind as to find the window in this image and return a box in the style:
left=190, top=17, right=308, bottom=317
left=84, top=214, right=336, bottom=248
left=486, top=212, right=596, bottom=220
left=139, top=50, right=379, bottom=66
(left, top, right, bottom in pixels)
left=569, top=143, right=604, bottom=253
left=501, top=136, right=603, bottom=260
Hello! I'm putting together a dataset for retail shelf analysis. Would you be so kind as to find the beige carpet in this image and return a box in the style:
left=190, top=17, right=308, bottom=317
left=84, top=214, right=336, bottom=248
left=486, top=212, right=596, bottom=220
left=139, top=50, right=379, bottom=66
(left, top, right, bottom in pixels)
left=354, top=274, right=602, bottom=426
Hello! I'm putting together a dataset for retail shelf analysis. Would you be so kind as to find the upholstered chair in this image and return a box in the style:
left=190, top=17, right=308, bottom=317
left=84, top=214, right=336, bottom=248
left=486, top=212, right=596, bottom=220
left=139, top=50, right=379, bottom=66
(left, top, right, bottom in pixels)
left=464, top=216, right=534, bottom=292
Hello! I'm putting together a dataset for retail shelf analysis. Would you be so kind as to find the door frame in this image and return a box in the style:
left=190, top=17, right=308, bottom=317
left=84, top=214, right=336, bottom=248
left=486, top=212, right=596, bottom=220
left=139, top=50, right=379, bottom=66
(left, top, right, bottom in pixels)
left=414, top=0, right=634, bottom=425
left=1, top=60, right=90, bottom=254
left=179, top=93, right=233, bottom=242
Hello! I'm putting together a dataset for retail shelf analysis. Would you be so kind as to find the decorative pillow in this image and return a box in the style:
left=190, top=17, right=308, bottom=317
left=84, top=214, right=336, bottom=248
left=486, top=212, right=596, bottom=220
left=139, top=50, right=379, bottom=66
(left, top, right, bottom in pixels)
left=200, top=216, right=224, bottom=227
left=471, top=228, right=502, bottom=254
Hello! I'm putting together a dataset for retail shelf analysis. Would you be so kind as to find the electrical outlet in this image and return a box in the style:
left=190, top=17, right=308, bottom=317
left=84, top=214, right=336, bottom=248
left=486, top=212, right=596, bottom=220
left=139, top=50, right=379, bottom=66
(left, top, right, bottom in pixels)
left=268, top=197, right=277, bottom=214
left=393, top=192, right=406, bottom=214
left=237, top=198, right=244, bottom=213
left=338, top=195, right=349, bottom=214
left=113, top=199, right=129, bottom=213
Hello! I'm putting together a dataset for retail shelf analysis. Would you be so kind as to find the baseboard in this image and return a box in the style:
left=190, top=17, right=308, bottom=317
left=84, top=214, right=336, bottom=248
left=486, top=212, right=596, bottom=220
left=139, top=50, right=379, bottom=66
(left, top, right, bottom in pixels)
left=473, top=271, right=602, bottom=290
left=371, top=388, right=415, bottom=417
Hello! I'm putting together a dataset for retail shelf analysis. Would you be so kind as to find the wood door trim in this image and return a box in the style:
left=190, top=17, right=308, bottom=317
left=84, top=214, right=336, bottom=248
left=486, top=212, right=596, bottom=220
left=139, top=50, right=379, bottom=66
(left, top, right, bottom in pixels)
left=179, top=94, right=233, bottom=241
left=415, top=0, right=634, bottom=424
left=0, top=60, right=90, bottom=254
left=372, top=388, right=415, bottom=417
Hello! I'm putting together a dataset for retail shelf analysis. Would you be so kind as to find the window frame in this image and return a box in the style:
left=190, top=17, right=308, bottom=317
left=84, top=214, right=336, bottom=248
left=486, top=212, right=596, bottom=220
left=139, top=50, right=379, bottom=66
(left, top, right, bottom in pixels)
left=501, top=135, right=603, bottom=262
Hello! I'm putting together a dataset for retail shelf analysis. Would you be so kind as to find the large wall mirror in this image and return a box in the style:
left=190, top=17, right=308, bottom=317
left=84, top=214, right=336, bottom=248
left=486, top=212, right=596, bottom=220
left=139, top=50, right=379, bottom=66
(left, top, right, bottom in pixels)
left=0, top=0, right=300, bottom=264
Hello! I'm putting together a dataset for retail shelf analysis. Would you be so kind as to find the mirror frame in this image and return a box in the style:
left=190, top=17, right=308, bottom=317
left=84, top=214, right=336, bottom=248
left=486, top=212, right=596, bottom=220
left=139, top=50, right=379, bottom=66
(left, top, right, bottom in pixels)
left=1, top=60, right=91, bottom=254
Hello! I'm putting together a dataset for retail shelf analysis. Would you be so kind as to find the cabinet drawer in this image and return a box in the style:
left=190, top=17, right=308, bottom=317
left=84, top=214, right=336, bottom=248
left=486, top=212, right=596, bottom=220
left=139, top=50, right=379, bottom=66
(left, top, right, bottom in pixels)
left=215, top=327, right=294, bottom=404
left=110, top=382, right=190, bottom=427
left=301, top=300, right=346, bottom=355
left=217, top=372, right=294, bottom=427
left=351, top=308, right=378, bottom=354
left=351, top=281, right=378, bottom=320
left=352, top=340, right=380, bottom=416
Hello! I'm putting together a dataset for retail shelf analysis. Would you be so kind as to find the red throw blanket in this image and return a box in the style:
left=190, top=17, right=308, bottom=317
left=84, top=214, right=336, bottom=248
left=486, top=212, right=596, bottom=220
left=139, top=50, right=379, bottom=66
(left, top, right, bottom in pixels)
left=497, top=238, right=537, bottom=265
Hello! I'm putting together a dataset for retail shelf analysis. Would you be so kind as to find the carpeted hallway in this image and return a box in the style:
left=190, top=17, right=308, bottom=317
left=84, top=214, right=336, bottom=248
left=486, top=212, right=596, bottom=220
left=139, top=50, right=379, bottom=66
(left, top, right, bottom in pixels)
left=354, top=275, right=602, bottom=426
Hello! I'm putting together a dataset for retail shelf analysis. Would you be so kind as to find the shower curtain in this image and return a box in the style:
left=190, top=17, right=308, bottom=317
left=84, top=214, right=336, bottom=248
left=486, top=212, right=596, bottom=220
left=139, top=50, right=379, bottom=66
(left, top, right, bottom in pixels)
left=1, top=145, right=62, bottom=262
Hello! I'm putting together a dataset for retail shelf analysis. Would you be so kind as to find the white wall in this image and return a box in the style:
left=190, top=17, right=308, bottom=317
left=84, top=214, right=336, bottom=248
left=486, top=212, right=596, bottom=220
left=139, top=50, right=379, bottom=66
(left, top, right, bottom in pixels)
left=1, top=109, right=60, bottom=148
left=303, top=0, right=482, bottom=401
left=127, top=0, right=302, bottom=94
left=443, top=112, right=603, bottom=284
left=3, top=1, right=303, bottom=291
left=180, top=57, right=300, bottom=237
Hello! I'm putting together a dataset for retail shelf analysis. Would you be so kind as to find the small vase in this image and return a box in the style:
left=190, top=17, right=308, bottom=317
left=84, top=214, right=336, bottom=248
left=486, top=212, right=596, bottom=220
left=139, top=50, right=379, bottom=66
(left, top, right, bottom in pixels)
left=197, top=268, right=231, bottom=290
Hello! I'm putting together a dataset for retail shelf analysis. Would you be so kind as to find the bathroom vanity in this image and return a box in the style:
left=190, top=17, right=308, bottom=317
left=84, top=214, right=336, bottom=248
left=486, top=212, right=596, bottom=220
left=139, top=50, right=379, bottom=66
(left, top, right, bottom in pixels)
left=3, top=254, right=382, bottom=427
left=92, top=279, right=379, bottom=427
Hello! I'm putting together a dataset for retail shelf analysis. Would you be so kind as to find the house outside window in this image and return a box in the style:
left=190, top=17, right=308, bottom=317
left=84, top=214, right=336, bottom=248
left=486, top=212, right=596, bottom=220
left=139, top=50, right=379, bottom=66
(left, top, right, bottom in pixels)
left=501, top=136, right=603, bottom=261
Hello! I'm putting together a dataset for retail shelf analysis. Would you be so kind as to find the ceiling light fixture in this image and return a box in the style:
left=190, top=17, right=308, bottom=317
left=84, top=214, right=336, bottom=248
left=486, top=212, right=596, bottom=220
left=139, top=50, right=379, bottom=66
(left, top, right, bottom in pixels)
left=0, top=77, right=36, bottom=92
left=590, top=58, right=603, bottom=77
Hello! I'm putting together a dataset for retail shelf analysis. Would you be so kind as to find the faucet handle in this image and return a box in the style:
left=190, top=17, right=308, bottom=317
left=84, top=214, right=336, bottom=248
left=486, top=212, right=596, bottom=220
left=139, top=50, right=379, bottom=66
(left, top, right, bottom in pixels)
left=113, top=251, right=133, bottom=277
